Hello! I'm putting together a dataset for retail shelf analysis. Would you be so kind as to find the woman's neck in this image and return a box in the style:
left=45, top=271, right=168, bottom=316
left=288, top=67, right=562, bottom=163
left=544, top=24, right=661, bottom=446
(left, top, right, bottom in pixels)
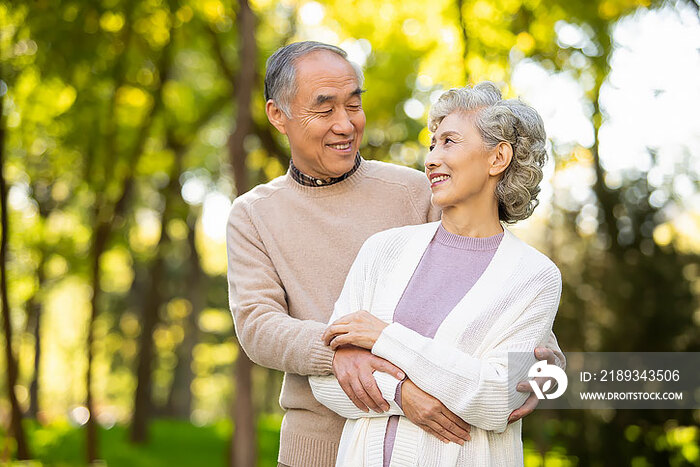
left=440, top=199, right=503, bottom=238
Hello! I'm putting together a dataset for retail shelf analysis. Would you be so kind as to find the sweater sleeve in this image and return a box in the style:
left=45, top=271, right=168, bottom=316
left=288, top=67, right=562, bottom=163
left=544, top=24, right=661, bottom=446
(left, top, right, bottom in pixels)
left=372, top=267, right=562, bottom=433
left=309, top=233, right=403, bottom=418
left=226, top=199, right=334, bottom=376
left=310, top=372, right=404, bottom=419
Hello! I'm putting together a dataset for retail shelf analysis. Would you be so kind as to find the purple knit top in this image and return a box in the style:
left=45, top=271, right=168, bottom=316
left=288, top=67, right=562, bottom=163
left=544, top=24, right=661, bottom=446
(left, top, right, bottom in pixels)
left=382, top=223, right=503, bottom=467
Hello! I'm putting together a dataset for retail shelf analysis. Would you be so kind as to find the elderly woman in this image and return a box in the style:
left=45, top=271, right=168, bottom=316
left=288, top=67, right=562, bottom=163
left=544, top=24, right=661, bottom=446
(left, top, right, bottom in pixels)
left=309, top=82, right=562, bottom=466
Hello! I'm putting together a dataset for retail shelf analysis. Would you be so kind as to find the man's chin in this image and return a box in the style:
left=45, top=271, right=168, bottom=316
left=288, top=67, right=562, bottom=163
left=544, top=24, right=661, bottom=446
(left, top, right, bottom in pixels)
left=323, top=158, right=356, bottom=177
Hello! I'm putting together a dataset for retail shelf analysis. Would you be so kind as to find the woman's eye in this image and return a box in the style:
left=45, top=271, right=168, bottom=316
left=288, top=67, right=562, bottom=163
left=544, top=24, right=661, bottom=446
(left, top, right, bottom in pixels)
left=429, top=144, right=435, bottom=151
left=445, top=137, right=454, bottom=144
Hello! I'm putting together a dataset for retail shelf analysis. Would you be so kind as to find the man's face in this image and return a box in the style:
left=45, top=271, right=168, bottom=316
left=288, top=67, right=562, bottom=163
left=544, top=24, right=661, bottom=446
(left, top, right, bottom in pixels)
left=271, top=50, right=366, bottom=180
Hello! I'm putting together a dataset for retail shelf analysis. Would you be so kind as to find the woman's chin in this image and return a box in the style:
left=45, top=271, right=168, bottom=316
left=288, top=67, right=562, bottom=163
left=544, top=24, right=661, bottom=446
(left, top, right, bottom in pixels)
left=430, top=194, right=450, bottom=209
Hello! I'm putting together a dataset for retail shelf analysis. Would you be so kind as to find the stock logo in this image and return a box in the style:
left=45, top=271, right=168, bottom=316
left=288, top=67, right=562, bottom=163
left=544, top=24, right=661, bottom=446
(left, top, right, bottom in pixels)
left=528, top=360, right=568, bottom=400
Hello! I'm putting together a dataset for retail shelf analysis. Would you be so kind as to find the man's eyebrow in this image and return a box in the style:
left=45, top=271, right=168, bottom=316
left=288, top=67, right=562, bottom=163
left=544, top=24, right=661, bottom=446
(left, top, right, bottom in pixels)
left=313, top=88, right=366, bottom=107
left=314, top=94, right=335, bottom=106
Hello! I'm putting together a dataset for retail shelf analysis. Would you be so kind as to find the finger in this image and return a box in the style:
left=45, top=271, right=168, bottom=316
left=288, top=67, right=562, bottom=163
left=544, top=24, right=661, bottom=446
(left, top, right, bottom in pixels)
left=329, top=334, right=354, bottom=350
left=435, top=413, right=469, bottom=443
left=370, top=356, right=405, bottom=380
left=338, top=377, right=369, bottom=412
left=534, top=347, right=556, bottom=365
left=516, top=380, right=534, bottom=393
left=350, top=379, right=383, bottom=413
left=426, top=419, right=463, bottom=445
left=322, top=325, right=349, bottom=345
left=441, top=408, right=471, bottom=434
left=360, top=373, right=390, bottom=412
left=508, top=393, right=539, bottom=424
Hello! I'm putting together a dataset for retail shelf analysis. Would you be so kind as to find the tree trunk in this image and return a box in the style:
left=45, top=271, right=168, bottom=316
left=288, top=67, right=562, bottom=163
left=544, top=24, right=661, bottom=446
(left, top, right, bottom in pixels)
left=228, top=0, right=258, bottom=465
left=84, top=24, right=173, bottom=459
left=27, top=253, right=45, bottom=418
left=130, top=151, right=182, bottom=442
left=0, top=89, right=31, bottom=461
left=165, top=213, right=202, bottom=418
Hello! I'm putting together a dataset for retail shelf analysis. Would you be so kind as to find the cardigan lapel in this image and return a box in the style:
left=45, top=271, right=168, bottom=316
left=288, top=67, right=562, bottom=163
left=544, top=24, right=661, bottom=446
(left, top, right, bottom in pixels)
left=372, top=222, right=441, bottom=322
left=434, top=227, right=525, bottom=345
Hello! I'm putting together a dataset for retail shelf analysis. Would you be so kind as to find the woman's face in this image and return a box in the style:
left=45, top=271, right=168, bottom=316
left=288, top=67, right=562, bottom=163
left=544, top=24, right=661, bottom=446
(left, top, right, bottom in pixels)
left=424, top=110, right=495, bottom=210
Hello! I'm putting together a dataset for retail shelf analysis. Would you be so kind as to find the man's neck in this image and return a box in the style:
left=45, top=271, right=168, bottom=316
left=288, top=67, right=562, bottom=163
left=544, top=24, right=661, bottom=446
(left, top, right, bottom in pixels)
left=289, top=153, right=362, bottom=187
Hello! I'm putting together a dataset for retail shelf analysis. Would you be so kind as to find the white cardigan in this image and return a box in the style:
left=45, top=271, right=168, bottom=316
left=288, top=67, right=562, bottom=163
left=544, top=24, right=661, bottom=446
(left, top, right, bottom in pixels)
left=309, top=222, right=562, bottom=467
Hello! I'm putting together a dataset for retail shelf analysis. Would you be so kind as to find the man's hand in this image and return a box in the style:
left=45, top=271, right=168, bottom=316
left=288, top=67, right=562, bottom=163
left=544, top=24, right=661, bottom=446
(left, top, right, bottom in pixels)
left=332, top=346, right=405, bottom=413
left=401, top=379, right=471, bottom=445
left=508, top=347, right=558, bottom=424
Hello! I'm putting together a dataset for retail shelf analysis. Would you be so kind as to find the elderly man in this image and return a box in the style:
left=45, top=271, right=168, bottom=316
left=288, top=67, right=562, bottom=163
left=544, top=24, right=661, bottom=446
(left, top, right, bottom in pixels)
left=227, top=41, right=563, bottom=467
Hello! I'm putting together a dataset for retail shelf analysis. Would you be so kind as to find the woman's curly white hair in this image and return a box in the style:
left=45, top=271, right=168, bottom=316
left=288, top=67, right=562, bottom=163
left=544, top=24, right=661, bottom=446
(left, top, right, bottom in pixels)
left=428, top=82, right=547, bottom=223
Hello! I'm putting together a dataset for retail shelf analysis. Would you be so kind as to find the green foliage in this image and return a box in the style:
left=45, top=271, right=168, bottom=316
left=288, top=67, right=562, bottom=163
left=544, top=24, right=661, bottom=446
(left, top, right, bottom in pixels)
left=0, top=418, right=281, bottom=466
left=0, top=0, right=698, bottom=464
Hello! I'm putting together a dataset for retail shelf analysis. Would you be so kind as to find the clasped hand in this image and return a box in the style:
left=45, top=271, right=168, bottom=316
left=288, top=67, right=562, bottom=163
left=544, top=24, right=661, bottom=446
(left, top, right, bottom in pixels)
left=322, top=310, right=389, bottom=350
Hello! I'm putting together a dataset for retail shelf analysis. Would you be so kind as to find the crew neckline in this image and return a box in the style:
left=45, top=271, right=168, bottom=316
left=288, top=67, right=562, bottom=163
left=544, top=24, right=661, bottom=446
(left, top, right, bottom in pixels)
left=434, top=223, right=503, bottom=250
left=283, top=158, right=370, bottom=197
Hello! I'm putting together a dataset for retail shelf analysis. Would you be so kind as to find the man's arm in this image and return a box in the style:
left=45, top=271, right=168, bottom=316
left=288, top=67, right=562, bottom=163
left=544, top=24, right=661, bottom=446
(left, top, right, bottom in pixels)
left=508, top=332, right=566, bottom=423
left=227, top=200, right=334, bottom=376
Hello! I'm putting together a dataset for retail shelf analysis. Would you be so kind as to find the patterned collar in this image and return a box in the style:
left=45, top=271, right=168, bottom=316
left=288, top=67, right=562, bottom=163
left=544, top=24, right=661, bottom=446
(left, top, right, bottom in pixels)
left=289, top=153, right=362, bottom=187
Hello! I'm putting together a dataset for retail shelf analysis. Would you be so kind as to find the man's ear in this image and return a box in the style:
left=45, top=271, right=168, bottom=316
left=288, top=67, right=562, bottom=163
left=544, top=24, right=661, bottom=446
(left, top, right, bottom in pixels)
left=489, top=142, right=513, bottom=177
left=266, top=100, right=288, bottom=135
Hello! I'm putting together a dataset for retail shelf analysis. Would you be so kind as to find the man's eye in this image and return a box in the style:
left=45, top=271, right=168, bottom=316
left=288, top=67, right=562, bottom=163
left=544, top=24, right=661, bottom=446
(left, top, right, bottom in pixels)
left=318, top=109, right=333, bottom=115
left=347, top=105, right=361, bottom=111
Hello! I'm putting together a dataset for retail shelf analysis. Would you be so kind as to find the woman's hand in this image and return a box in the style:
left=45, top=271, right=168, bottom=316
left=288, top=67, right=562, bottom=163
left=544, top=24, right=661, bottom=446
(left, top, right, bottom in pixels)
left=322, top=311, right=389, bottom=350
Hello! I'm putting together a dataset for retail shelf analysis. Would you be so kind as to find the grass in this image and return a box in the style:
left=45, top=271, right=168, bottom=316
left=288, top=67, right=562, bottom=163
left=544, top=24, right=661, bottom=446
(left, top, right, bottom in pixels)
left=0, top=416, right=282, bottom=467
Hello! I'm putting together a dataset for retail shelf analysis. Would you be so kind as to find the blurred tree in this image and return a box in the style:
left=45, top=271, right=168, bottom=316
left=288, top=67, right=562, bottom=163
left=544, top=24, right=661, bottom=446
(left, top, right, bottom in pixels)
left=164, top=212, right=203, bottom=418
left=1, top=92, right=30, bottom=460
left=217, top=0, right=258, bottom=464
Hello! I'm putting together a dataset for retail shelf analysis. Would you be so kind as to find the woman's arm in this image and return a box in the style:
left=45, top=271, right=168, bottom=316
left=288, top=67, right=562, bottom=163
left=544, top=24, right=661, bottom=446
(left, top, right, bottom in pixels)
left=309, top=371, right=404, bottom=419
left=308, top=233, right=404, bottom=419
left=372, top=268, right=562, bottom=433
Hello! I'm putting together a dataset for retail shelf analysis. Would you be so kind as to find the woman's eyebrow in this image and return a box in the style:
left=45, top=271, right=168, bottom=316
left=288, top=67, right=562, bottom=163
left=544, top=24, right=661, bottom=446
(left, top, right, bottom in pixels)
left=438, top=130, right=460, bottom=140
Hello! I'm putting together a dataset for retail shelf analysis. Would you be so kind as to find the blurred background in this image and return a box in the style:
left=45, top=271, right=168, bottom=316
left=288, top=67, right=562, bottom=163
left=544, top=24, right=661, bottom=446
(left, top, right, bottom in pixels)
left=1, top=0, right=699, bottom=465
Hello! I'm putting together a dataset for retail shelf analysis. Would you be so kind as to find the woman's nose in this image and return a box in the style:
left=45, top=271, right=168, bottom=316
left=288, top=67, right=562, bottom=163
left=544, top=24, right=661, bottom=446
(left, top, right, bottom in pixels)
left=424, top=154, right=440, bottom=170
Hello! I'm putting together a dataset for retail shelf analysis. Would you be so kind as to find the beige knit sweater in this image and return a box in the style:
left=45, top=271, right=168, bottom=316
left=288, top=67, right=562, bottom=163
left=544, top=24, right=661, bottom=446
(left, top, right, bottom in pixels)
left=226, top=159, right=438, bottom=466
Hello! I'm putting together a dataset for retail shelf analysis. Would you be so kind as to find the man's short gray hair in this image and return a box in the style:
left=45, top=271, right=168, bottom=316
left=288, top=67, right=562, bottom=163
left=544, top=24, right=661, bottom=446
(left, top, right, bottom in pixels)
left=264, top=41, right=365, bottom=118
left=428, top=82, right=548, bottom=223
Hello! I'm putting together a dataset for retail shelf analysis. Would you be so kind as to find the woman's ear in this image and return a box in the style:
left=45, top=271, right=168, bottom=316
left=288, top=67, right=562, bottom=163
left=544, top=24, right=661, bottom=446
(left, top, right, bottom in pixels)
left=489, top=142, right=513, bottom=177
left=266, top=100, right=288, bottom=135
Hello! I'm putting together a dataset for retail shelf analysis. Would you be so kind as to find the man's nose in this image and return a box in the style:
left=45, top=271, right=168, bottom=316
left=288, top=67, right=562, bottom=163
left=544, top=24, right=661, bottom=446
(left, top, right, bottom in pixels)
left=331, top=109, right=354, bottom=134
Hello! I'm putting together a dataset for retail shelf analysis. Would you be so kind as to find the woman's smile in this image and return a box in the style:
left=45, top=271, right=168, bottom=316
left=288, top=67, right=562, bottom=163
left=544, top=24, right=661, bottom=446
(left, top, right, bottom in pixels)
left=429, top=172, right=451, bottom=188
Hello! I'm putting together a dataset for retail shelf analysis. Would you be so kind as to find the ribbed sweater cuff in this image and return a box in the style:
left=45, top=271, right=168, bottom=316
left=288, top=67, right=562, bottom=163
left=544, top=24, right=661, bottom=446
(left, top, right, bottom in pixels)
left=278, top=431, right=339, bottom=467
left=309, top=337, right=335, bottom=375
